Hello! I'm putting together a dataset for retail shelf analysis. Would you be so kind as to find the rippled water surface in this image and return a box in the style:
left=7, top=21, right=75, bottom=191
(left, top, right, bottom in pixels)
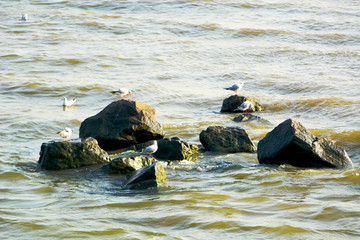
left=1, top=0, right=360, bottom=239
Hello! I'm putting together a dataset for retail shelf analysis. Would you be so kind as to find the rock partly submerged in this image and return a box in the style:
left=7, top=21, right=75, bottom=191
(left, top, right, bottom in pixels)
left=154, top=137, right=199, bottom=162
left=127, top=137, right=199, bottom=162
left=122, top=162, right=167, bottom=190
left=107, top=156, right=156, bottom=175
left=257, top=118, right=354, bottom=169
left=38, top=137, right=111, bottom=170
left=200, top=126, right=257, bottom=153
left=79, top=100, right=165, bottom=150
left=221, top=95, right=263, bottom=113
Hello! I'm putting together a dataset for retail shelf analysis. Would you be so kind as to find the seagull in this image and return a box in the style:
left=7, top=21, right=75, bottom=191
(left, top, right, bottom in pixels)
left=235, top=100, right=253, bottom=113
left=57, top=127, right=72, bottom=140
left=224, top=82, right=244, bottom=95
left=141, top=140, right=158, bottom=158
left=62, top=97, right=76, bottom=107
left=111, top=88, right=131, bottom=98
left=21, top=14, right=28, bottom=21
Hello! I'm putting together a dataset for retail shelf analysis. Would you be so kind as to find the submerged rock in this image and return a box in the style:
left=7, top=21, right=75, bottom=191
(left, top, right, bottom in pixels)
left=232, top=113, right=272, bottom=124
left=257, top=118, right=354, bottom=169
left=107, top=156, right=156, bottom=175
left=122, top=162, right=166, bottom=190
left=154, top=137, right=199, bottom=162
left=220, top=95, right=263, bottom=113
left=38, top=137, right=111, bottom=170
left=233, top=113, right=261, bottom=122
left=199, top=126, right=257, bottom=153
left=79, top=100, right=165, bottom=150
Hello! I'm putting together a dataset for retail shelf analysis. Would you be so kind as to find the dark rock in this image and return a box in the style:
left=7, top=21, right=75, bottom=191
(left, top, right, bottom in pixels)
left=79, top=100, right=165, bottom=150
left=199, top=126, right=257, bottom=153
left=233, top=113, right=260, bottom=122
left=220, top=95, right=263, bottom=113
left=154, top=137, right=199, bottom=162
left=232, top=113, right=272, bottom=125
left=257, top=118, right=354, bottom=169
left=122, top=162, right=166, bottom=190
left=38, top=137, right=111, bottom=170
left=108, top=156, right=156, bottom=174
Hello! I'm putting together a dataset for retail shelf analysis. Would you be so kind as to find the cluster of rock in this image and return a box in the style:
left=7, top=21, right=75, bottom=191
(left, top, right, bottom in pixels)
left=38, top=96, right=354, bottom=191
left=210, top=95, right=353, bottom=169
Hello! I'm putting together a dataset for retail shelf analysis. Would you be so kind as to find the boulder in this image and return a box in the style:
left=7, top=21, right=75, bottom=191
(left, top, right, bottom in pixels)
left=199, top=126, right=257, bottom=153
left=38, top=137, right=111, bottom=170
left=79, top=100, right=165, bottom=150
left=122, top=162, right=166, bottom=190
left=257, top=118, right=354, bottom=169
left=154, top=137, right=199, bottom=162
left=108, top=156, right=156, bottom=174
left=220, top=95, right=263, bottom=113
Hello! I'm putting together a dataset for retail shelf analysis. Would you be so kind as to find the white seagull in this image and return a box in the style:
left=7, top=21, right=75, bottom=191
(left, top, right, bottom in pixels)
left=224, top=82, right=244, bottom=95
left=141, top=140, right=158, bottom=158
left=62, top=97, right=76, bottom=107
left=57, top=127, right=72, bottom=140
left=236, top=100, right=253, bottom=113
left=111, top=88, right=131, bottom=98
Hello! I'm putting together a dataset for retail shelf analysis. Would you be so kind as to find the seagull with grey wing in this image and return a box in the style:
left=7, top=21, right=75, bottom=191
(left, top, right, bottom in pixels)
left=141, top=140, right=158, bottom=158
left=111, top=88, right=131, bottom=98
left=235, top=100, right=252, bottom=113
left=224, top=82, right=244, bottom=95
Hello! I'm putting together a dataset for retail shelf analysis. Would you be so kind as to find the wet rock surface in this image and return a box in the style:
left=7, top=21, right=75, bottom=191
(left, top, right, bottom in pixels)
left=38, top=137, right=111, bottom=170
left=154, top=137, right=199, bottom=162
left=122, top=162, right=167, bottom=190
left=220, top=95, right=263, bottom=113
left=257, top=118, right=354, bottom=169
left=199, top=126, right=257, bottom=153
left=107, top=156, right=156, bottom=175
left=79, top=100, right=165, bottom=150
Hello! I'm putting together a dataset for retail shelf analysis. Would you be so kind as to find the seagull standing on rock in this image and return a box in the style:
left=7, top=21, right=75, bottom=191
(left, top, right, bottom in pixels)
left=224, top=82, right=244, bottom=95
left=62, top=97, right=76, bottom=107
left=111, top=88, right=131, bottom=98
left=236, top=100, right=253, bottom=113
left=141, top=140, right=158, bottom=158
left=57, top=127, right=72, bottom=140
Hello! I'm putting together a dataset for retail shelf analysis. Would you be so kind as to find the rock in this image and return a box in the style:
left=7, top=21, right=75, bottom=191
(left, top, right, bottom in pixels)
left=199, top=126, right=257, bottom=153
left=220, top=95, right=263, bottom=113
left=122, top=162, right=166, bottom=190
left=233, top=113, right=261, bottom=122
left=232, top=113, right=272, bottom=124
left=79, top=100, right=165, bottom=150
left=108, top=156, right=156, bottom=174
left=154, top=137, right=199, bottom=162
left=38, top=137, right=111, bottom=170
left=257, top=118, right=354, bottom=169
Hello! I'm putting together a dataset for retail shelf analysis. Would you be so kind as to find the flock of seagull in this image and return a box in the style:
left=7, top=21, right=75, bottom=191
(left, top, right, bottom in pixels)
left=56, top=83, right=248, bottom=158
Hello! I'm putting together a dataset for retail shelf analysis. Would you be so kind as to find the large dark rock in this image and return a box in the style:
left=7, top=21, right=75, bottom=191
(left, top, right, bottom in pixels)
left=199, top=126, right=257, bottom=153
left=38, top=137, right=111, bottom=170
left=79, top=100, right=165, bottom=150
left=220, top=95, right=263, bottom=113
left=122, top=162, right=166, bottom=190
left=154, top=137, right=199, bottom=162
left=257, top=118, right=354, bottom=169
left=108, top=156, right=156, bottom=174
